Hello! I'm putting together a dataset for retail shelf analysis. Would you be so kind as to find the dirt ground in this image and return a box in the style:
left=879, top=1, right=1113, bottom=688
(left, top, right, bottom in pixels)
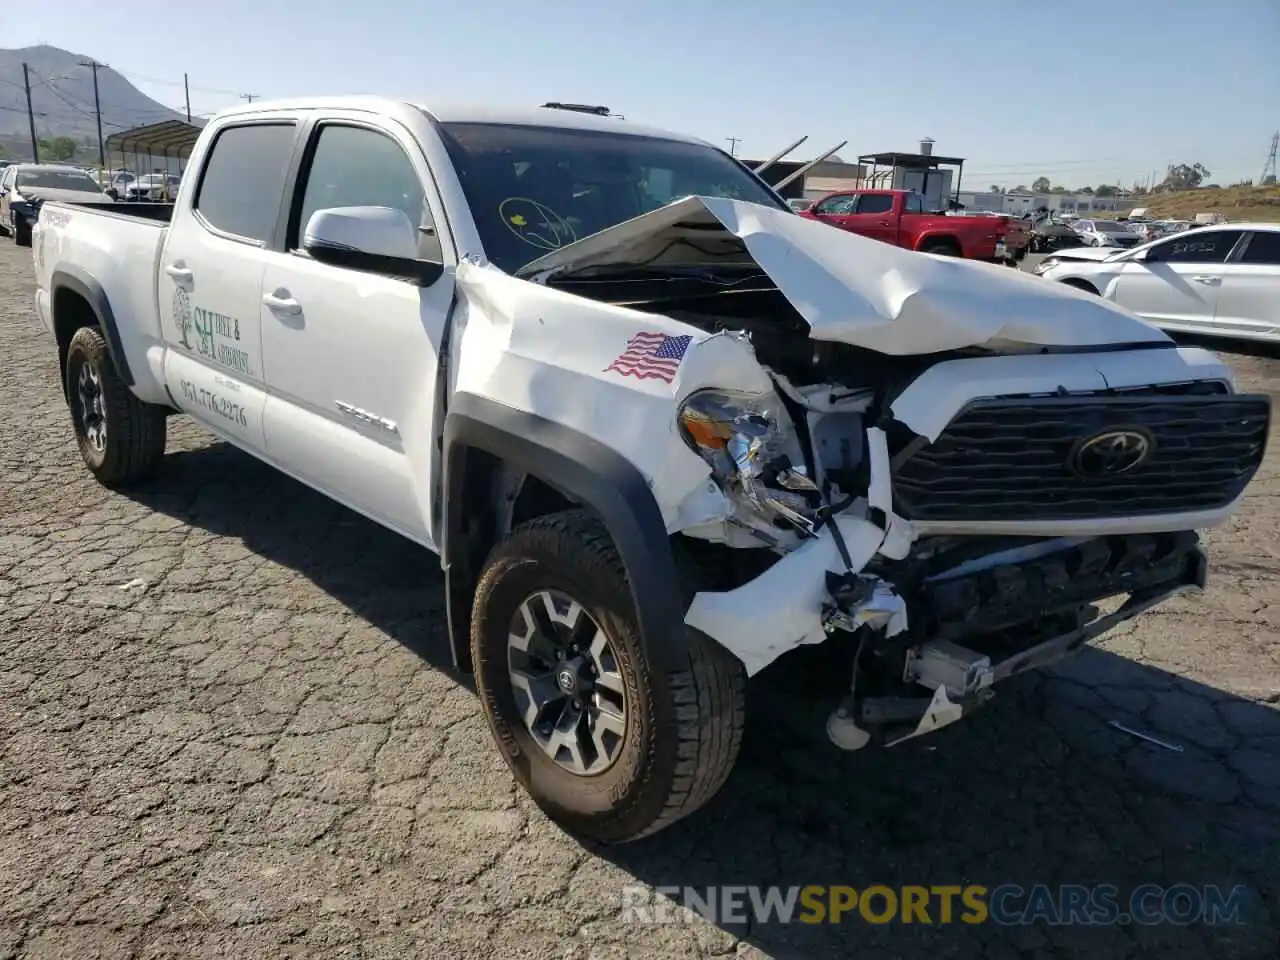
left=1, top=241, right=1277, bottom=960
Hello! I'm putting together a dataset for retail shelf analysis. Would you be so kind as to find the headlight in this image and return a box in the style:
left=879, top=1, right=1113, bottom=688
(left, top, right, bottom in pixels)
left=1034, top=257, right=1060, bottom=274
left=677, top=388, right=818, bottom=537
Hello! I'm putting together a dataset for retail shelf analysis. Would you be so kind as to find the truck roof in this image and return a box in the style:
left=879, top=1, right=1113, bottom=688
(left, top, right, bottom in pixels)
left=212, top=96, right=711, bottom=148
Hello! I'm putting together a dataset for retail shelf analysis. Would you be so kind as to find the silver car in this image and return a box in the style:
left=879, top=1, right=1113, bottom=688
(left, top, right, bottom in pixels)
left=1072, top=218, right=1141, bottom=248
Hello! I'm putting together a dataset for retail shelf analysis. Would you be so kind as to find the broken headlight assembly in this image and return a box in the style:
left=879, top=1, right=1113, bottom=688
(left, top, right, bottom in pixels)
left=677, top=387, right=820, bottom=538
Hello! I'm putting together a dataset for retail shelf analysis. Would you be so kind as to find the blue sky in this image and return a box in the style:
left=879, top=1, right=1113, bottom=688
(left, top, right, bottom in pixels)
left=9, top=0, right=1279, bottom=189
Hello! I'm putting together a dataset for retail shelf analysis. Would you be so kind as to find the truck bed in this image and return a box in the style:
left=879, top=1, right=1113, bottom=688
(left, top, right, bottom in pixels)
left=54, top=201, right=175, bottom=224
left=34, top=200, right=172, bottom=407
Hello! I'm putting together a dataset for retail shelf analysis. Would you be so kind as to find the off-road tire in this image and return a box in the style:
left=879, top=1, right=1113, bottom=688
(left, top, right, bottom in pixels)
left=65, top=326, right=167, bottom=486
left=13, top=216, right=31, bottom=246
left=471, top=509, right=746, bottom=843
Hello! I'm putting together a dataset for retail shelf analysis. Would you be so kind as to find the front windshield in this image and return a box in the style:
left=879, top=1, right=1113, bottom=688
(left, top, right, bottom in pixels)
left=437, top=122, right=787, bottom=273
left=16, top=169, right=103, bottom=193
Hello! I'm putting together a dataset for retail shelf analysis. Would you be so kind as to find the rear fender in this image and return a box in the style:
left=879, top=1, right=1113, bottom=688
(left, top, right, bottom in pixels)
left=50, top=268, right=135, bottom=392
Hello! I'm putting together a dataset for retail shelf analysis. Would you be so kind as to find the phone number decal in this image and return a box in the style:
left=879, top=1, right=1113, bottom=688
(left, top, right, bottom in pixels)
left=179, top=379, right=247, bottom=428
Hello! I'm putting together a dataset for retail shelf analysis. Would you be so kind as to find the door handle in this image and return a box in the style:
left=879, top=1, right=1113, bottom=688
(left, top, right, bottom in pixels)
left=1190, top=276, right=1221, bottom=285
left=880, top=221, right=892, bottom=226
left=164, top=263, right=193, bottom=282
left=263, top=291, right=302, bottom=315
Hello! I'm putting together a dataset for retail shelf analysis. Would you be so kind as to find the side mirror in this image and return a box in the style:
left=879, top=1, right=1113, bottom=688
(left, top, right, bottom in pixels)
left=303, top=205, right=444, bottom=286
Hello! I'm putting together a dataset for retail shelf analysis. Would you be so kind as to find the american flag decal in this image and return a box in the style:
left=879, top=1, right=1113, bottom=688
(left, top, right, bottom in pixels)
left=604, top=332, right=693, bottom=383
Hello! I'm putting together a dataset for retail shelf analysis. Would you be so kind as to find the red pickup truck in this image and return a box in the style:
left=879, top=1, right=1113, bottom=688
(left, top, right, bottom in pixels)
left=801, top=189, right=1029, bottom=264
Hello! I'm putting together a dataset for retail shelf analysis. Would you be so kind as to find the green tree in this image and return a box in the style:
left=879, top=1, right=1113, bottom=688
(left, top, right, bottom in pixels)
left=1031, top=176, right=1051, bottom=192
left=1094, top=184, right=1119, bottom=197
left=1158, top=162, right=1209, bottom=192
left=37, top=136, right=78, bottom=161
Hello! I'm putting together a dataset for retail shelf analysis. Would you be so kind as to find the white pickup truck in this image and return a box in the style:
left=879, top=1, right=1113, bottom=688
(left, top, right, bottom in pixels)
left=32, top=97, right=1271, bottom=842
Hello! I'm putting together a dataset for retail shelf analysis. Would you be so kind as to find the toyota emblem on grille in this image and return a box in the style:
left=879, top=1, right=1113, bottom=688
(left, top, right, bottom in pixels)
left=1069, top=428, right=1155, bottom=478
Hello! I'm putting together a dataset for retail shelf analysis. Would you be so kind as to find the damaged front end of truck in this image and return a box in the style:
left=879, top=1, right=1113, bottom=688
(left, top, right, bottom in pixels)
left=465, top=195, right=1271, bottom=751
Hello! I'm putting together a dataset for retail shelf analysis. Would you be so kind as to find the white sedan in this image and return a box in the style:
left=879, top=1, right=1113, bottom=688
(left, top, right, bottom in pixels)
left=1034, top=223, right=1280, bottom=343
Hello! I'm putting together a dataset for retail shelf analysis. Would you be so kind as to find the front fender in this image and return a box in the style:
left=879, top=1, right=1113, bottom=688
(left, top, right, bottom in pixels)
left=442, top=394, right=686, bottom=675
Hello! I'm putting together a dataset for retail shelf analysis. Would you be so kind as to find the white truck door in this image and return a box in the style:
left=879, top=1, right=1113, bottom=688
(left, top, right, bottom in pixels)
left=1211, top=230, right=1280, bottom=341
left=257, top=118, right=453, bottom=548
left=157, top=120, right=300, bottom=453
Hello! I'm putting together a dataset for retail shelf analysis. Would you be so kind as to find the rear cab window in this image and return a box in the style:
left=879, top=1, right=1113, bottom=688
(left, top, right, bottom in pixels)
left=193, top=123, right=297, bottom=244
left=1239, top=231, right=1280, bottom=265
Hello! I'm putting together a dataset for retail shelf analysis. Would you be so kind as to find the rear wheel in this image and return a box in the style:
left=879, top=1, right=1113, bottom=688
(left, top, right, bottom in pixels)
left=65, top=326, right=167, bottom=486
left=471, top=510, right=746, bottom=843
left=921, top=238, right=962, bottom=257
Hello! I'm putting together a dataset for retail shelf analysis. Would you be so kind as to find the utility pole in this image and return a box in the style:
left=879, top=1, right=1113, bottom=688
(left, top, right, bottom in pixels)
left=725, top=136, right=741, bottom=157
left=240, top=93, right=258, bottom=104
left=22, top=63, right=39, bottom=162
left=184, top=73, right=192, bottom=123
left=79, top=59, right=107, bottom=169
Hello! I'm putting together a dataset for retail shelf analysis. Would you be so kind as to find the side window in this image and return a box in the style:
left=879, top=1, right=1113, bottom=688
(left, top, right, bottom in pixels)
left=814, top=195, right=855, bottom=215
left=194, top=123, right=296, bottom=243
left=856, top=193, right=894, bottom=215
left=1148, top=230, right=1243, bottom=264
left=903, top=193, right=925, bottom=214
left=291, top=124, right=428, bottom=249
left=1239, top=231, right=1280, bottom=265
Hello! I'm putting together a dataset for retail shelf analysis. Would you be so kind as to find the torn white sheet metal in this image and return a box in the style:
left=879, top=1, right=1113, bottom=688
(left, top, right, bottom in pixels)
left=895, top=686, right=966, bottom=744
left=452, top=261, right=778, bottom=528
left=888, top=345, right=1235, bottom=442
left=684, top=515, right=886, bottom=676
left=863, top=426, right=912, bottom=561
left=516, top=195, right=1169, bottom=355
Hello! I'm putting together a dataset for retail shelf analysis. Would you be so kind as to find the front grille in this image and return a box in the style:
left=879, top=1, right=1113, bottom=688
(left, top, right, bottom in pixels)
left=892, top=390, right=1270, bottom=522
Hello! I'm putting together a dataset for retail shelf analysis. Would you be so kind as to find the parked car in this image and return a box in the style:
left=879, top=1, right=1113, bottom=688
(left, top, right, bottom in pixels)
left=1034, top=224, right=1280, bottom=343
left=803, top=188, right=1030, bottom=263
left=1071, top=218, right=1141, bottom=248
left=123, top=173, right=182, bottom=201
left=1029, top=214, right=1078, bottom=252
left=0, top=163, right=109, bottom=245
left=31, top=97, right=1270, bottom=842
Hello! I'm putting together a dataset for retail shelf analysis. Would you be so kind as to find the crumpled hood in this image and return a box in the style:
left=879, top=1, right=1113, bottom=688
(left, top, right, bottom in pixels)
left=1044, top=246, right=1129, bottom=263
left=516, top=196, right=1168, bottom=355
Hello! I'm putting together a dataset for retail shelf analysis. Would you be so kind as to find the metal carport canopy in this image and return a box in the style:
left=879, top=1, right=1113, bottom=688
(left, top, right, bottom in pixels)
left=104, top=119, right=203, bottom=160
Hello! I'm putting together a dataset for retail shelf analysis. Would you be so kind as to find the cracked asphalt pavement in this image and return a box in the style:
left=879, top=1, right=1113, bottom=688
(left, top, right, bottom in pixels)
left=1, top=241, right=1278, bottom=959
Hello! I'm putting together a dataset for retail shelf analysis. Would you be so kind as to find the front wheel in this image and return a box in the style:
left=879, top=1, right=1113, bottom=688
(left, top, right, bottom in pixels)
left=13, top=215, right=31, bottom=246
left=471, top=510, right=746, bottom=843
left=65, top=326, right=167, bottom=486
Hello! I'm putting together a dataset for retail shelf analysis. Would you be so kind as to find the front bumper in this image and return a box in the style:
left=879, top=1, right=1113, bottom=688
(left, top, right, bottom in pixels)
left=683, top=348, right=1254, bottom=682
left=841, top=535, right=1208, bottom=748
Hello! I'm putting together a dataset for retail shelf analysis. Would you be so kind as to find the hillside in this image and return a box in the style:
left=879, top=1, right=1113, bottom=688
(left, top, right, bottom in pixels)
left=0, top=45, right=187, bottom=160
left=1102, top=185, right=1280, bottom=222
